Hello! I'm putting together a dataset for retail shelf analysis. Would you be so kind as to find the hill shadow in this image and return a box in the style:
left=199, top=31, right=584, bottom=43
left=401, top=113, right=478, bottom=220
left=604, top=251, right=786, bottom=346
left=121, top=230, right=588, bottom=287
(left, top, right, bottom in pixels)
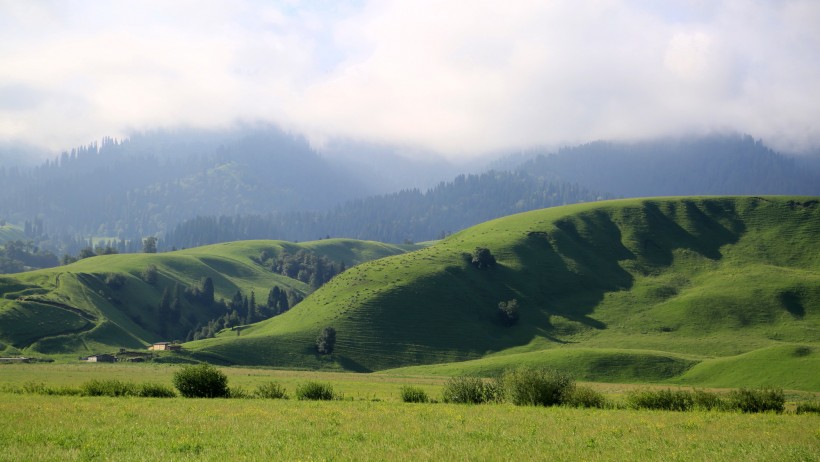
left=511, top=210, right=637, bottom=325
left=779, top=291, right=805, bottom=319
left=621, top=200, right=745, bottom=268
left=505, top=200, right=747, bottom=333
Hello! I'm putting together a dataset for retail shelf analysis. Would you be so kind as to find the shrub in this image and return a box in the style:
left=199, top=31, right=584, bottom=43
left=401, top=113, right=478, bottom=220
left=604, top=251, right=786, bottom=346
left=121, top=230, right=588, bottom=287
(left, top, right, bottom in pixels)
left=795, top=401, right=820, bottom=415
left=296, top=381, right=335, bottom=401
left=21, top=381, right=48, bottom=395
left=692, top=389, right=724, bottom=410
left=19, top=381, right=81, bottom=396
left=727, top=387, right=785, bottom=413
left=628, top=389, right=694, bottom=411
left=228, top=386, right=252, bottom=399
left=172, top=364, right=229, bottom=398
left=566, top=386, right=609, bottom=409
left=501, top=367, right=575, bottom=407
left=137, top=383, right=176, bottom=398
left=255, top=382, right=288, bottom=399
left=441, top=376, right=500, bottom=404
left=400, top=386, right=429, bottom=403
left=81, top=379, right=138, bottom=397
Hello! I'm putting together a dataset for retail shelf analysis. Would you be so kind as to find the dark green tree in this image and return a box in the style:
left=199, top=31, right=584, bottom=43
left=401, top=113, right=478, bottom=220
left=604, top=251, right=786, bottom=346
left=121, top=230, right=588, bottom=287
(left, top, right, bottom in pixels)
left=201, top=277, right=214, bottom=304
left=471, top=247, right=497, bottom=269
left=170, top=284, right=183, bottom=323
left=158, top=287, right=172, bottom=336
left=142, top=265, right=158, bottom=285
left=497, top=299, right=519, bottom=326
left=142, top=236, right=158, bottom=253
left=78, top=247, right=96, bottom=259
left=249, top=291, right=257, bottom=322
left=316, top=326, right=337, bottom=355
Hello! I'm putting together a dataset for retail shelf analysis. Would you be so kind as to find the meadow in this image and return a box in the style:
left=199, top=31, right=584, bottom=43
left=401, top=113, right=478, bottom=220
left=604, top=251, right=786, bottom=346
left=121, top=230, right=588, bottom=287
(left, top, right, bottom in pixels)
left=1, top=364, right=818, bottom=461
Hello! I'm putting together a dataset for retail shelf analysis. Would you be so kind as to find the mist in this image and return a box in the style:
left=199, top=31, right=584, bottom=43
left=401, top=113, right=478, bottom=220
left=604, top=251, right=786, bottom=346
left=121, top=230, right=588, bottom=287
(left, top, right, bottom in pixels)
left=1, top=0, right=819, bottom=160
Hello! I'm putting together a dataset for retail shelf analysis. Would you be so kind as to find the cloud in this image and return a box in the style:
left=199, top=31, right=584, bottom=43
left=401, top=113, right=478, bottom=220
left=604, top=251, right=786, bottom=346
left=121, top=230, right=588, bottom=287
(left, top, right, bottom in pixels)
left=1, top=0, right=819, bottom=158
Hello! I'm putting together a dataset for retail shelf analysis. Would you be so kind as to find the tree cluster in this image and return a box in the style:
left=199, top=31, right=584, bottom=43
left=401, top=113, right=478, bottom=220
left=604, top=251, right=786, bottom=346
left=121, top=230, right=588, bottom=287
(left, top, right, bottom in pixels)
left=185, top=284, right=302, bottom=341
left=0, top=240, right=59, bottom=273
left=254, top=249, right=344, bottom=289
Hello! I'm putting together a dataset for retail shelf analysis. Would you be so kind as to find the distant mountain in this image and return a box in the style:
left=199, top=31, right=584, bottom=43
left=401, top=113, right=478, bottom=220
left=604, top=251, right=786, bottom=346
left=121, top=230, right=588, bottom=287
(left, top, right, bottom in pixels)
left=518, top=134, right=820, bottom=197
left=0, top=127, right=373, bottom=253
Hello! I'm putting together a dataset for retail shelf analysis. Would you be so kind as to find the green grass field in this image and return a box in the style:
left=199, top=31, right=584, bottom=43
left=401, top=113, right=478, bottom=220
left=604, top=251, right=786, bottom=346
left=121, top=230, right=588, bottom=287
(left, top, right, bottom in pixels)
left=0, top=363, right=818, bottom=461
left=3, top=394, right=818, bottom=462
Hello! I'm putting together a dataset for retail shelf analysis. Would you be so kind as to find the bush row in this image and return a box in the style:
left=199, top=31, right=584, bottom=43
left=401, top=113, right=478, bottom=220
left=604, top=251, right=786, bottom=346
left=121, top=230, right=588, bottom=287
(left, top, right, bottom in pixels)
left=4, top=380, right=176, bottom=398
left=423, top=367, right=791, bottom=414
left=429, top=368, right=610, bottom=409
left=627, top=387, right=786, bottom=413
left=3, top=364, right=808, bottom=414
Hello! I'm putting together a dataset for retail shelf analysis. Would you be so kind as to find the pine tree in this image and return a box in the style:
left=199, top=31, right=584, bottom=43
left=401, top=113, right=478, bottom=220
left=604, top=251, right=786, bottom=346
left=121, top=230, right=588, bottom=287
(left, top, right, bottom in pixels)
left=158, top=287, right=172, bottom=336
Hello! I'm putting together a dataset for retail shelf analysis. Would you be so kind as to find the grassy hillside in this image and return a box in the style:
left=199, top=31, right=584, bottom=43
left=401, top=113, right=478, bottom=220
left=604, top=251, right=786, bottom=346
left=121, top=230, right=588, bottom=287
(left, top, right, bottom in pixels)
left=189, top=197, right=820, bottom=389
left=0, top=239, right=411, bottom=358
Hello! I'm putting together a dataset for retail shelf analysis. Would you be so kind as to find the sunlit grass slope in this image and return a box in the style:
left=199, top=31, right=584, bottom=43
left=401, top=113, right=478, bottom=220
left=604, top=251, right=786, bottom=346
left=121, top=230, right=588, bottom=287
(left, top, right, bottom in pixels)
left=0, top=239, right=410, bottom=358
left=190, top=197, right=820, bottom=388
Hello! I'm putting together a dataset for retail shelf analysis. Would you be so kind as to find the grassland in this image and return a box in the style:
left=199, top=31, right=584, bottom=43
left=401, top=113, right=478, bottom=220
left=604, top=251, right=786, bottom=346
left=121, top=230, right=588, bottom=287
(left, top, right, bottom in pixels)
left=0, top=239, right=412, bottom=358
left=2, top=196, right=819, bottom=391
left=1, top=363, right=818, bottom=461
left=187, top=197, right=820, bottom=390
left=4, top=393, right=818, bottom=462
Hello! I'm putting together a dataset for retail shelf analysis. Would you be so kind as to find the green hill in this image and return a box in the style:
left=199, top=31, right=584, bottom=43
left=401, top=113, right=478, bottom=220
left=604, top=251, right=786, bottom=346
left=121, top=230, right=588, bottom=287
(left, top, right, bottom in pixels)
left=188, top=197, right=820, bottom=389
left=0, top=239, right=411, bottom=358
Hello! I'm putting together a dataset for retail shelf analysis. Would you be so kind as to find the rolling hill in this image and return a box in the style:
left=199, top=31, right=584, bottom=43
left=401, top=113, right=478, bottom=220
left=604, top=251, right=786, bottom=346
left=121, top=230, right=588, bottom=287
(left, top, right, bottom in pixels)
left=187, top=196, right=820, bottom=390
left=0, top=239, right=413, bottom=358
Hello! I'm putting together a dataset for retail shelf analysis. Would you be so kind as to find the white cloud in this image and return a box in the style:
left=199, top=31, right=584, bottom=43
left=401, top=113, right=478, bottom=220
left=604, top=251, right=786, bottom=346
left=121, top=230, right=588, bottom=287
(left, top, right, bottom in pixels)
left=0, top=0, right=818, bottom=158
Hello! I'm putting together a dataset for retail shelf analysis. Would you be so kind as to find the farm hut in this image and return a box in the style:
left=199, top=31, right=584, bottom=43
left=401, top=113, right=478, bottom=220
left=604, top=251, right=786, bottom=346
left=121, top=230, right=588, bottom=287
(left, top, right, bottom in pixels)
left=83, top=354, right=117, bottom=363
left=148, top=342, right=182, bottom=351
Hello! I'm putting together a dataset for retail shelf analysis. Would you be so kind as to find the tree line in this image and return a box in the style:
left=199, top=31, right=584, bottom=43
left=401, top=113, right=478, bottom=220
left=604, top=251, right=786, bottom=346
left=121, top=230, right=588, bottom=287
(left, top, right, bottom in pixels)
left=164, top=170, right=608, bottom=247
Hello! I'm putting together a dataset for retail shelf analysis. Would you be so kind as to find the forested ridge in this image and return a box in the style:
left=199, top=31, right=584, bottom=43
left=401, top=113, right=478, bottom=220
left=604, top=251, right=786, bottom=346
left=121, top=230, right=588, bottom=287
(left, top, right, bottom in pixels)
left=1, top=129, right=818, bottom=269
left=165, top=170, right=606, bottom=248
left=519, top=134, right=820, bottom=197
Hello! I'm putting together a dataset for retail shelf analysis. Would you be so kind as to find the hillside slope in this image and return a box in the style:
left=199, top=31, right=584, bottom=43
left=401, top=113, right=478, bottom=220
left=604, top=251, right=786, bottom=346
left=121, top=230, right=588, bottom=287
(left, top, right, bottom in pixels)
left=188, top=197, right=820, bottom=388
left=0, top=239, right=411, bottom=358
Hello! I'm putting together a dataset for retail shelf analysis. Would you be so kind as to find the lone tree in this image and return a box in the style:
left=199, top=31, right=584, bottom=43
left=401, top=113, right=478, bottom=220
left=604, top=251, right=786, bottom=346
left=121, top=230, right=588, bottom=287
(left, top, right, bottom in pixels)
left=143, top=236, right=158, bottom=253
left=497, top=299, right=520, bottom=326
left=471, top=247, right=497, bottom=269
left=142, top=264, right=158, bottom=285
left=316, top=326, right=337, bottom=355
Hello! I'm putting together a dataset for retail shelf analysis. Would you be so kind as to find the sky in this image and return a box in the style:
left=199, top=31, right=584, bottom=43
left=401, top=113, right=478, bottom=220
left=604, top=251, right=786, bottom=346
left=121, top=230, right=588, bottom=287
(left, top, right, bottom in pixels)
left=1, top=0, right=819, bottom=159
